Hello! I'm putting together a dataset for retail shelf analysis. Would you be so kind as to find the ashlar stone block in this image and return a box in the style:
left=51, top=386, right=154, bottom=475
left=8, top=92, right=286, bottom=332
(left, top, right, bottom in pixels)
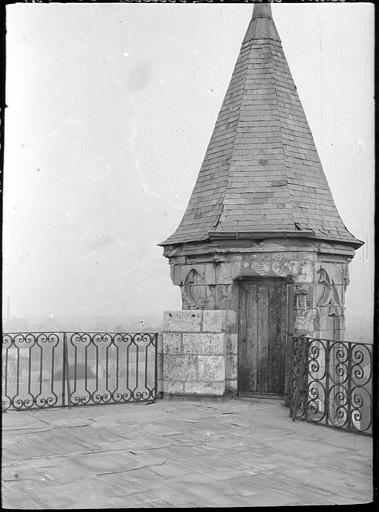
left=182, top=333, right=225, bottom=355
left=163, top=354, right=198, bottom=381
left=157, top=379, right=164, bottom=393
left=170, top=264, right=181, bottom=286
left=226, top=354, right=238, bottom=380
left=163, top=311, right=202, bottom=332
left=226, top=310, right=237, bottom=334
left=202, top=310, right=227, bottom=332
left=225, top=334, right=238, bottom=355
left=163, top=381, right=184, bottom=394
left=156, top=353, right=163, bottom=382
left=156, top=333, right=163, bottom=354
left=184, top=381, right=225, bottom=396
left=162, top=332, right=182, bottom=354
left=204, top=264, right=216, bottom=285
left=225, top=378, right=238, bottom=392
left=198, top=355, right=225, bottom=381
left=216, top=261, right=242, bottom=284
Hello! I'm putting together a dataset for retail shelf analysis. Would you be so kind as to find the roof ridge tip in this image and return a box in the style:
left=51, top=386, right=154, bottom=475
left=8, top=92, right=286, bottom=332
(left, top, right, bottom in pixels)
left=243, top=2, right=280, bottom=45
left=252, top=2, right=273, bottom=21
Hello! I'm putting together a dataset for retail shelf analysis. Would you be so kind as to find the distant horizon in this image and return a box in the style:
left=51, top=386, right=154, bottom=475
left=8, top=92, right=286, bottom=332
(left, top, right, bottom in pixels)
left=2, top=309, right=373, bottom=344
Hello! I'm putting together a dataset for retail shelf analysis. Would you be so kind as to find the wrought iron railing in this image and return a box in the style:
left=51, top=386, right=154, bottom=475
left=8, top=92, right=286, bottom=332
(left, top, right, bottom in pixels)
left=290, top=336, right=373, bottom=435
left=2, top=332, right=158, bottom=411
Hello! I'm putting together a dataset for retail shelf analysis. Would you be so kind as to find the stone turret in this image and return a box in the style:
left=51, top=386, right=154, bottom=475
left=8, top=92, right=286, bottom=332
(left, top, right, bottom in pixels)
left=159, top=5, right=363, bottom=398
left=160, top=4, right=362, bottom=341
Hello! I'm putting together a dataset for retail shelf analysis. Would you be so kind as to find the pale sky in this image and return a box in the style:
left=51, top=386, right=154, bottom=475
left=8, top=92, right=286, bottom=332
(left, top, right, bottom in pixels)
left=3, top=3, right=374, bottom=337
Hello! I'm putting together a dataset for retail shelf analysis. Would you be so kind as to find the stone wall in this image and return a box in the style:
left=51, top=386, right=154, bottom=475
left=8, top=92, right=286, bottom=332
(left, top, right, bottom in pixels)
left=158, top=310, right=237, bottom=397
left=157, top=240, right=356, bottom=400
left=164, top=238, right=354, bottom=341
left=166, top=240, right=319, bottom=311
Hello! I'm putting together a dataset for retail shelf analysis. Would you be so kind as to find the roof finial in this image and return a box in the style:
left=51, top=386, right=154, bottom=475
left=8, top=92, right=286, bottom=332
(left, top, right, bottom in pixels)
left=243, top=1, right=279, bottom=44
left=252, top=2, right=273, bottom=20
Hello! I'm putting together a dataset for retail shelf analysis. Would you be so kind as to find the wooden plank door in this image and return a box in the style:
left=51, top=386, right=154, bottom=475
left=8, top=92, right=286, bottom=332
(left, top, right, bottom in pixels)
left=238, top=279, right=287, bottom=396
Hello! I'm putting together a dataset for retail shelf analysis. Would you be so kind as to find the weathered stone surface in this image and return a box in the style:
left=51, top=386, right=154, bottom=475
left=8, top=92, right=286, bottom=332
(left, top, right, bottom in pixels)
left=204, top=264, right=216, bottom=285
left=225, top=378, right=238, bottom=392
left=184, top=381, right=225, bottom=396
left=317, top=261, right=347, bottom=286
left=166, top=244, right=339, bottom=312
left=163, top=381, right=185, bottom=394
left=204, top=285, right=217, bottom=309
left=226, top=354, right=238, bottom=380
left=170, top=264, right=181, bottom=286
left=156, top=353, right=163, bottom=383
left=181, top=263, right=216, bottom=286
left=226, top=310, right=238, bottom=334
left=239, top=256, right=313, bottom=282
left=202, top=310, right=227, bottom=333
left=225, top=334, right=238, bottom=355
left=294, top=308, right=319, bottom=336
left=2, top=396, right=372, bottom=508
left=162, top=310, right=231, bottom=397
left=292, top=261, right=313, bottom=283
left=182, top=333, right=225, bottom=355
left=163, top=311, right=202, bottom=332
left=214, top=284, right=234, bottom=310
left=180, top=264, right=206, bottom=284
left=156, top=379, right=164, bottom=393
left=162, top=333, right=182, bottom=354
left=163, top=355, right=198, bottom=381
left=156, top=333, right=164, bottom=354
left=216, top=261, right=242, bottom=284
left=198, top=356, right=225, bottom=381
left=184, top=285, right=208, bottom=309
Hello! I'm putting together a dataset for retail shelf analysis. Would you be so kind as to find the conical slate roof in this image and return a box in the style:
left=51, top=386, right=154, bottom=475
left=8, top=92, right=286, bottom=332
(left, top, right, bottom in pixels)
left=161, top=4, right=362, bottom=249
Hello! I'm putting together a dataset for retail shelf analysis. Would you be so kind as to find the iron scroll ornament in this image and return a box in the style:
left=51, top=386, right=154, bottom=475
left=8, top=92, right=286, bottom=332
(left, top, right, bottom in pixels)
left=2, top=331, right=158, bottom=411
left=290, top=336, right=372, bottom=435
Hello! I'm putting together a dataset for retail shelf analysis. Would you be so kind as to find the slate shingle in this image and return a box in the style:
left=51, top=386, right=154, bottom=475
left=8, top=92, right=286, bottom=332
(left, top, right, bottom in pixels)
left=161, top=4, right=362, bottom=248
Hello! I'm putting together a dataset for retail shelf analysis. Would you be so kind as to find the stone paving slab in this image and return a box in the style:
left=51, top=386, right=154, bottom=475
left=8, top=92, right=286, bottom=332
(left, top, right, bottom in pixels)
left=2, top=398, right=373, bottom=508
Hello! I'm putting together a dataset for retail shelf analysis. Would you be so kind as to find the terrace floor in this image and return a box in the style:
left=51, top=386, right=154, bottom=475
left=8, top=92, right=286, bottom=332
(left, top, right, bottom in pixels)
left=2, top=397, right=373, bottom=508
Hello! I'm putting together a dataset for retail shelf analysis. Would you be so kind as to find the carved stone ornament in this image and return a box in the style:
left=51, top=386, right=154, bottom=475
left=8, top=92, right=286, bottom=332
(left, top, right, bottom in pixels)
left=317, top=267, right=340, bottom=307
left=182, top=269, right=202, bottom=309
left=294, top=287, right=308, bottom=310
left=294, top=308, right=319, bottom=336
left=294, top=287, right=319, bottom=335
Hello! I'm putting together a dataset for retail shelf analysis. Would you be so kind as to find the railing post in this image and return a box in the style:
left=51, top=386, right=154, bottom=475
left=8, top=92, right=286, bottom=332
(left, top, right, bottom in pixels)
left=62, top=333, right=66, bottom=407
left=284, top=276, right=294, bottom=407
left=325, top=340, right=330, bottom=427
left=291, top=336, right=306, bottom=422
left=303, top=337, right=310, bottom=422
left=154, top=333, right=158, bottom=400
left=64, top=333, right=71, bottom=409
left=289, top=336, right=295, bottom=420
left=347, top=342, right=352, bottom=431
